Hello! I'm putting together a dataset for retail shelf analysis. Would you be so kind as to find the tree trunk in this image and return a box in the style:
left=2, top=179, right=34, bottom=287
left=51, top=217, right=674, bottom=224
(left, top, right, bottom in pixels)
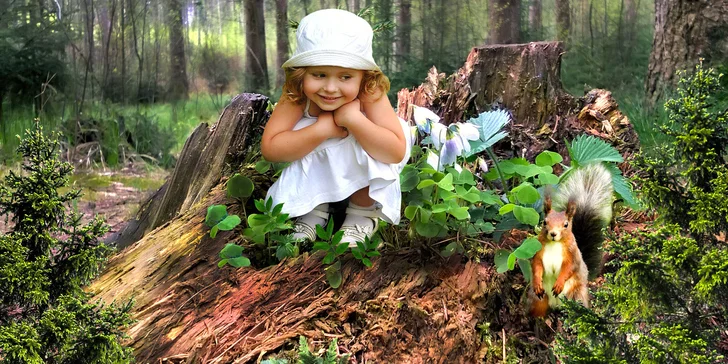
left=395, top=0, right=411, bottom=70
left=487, top=0, right=521, bottom=44
left=528, top=0, right=542, bottom=40
left=645, top=0, right=728, bottom=104
left=244, top=0, right=270, bottom=94
left=555, top=0, right=570, bottom=41
left=167, top=0, right=189, bottom=101
left=348, top=0, right=360, bottom=12
left=275, top=0, right=289, bottom=89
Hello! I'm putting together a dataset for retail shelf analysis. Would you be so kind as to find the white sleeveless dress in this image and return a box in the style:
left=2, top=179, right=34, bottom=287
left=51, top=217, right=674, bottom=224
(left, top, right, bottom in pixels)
left=266, top=101, right=412, bottom=224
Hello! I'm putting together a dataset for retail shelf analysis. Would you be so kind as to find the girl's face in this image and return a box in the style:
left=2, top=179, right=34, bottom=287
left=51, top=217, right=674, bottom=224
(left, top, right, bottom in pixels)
left=302, top=66, right=364, bottom=112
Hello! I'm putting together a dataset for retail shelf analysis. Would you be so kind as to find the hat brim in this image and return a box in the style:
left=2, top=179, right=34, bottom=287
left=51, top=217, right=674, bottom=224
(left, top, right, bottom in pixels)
left=282, top=49, right=379, bottom=71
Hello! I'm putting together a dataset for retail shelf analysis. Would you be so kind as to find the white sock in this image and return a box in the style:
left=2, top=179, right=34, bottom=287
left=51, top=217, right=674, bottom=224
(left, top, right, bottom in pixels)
left=343, top=202, right=377, bottom=228
left=296, top=203, right=329, bottom=227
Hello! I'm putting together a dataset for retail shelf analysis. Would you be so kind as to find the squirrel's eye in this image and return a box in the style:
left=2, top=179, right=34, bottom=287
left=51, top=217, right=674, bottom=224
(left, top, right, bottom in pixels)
left=564, top=222, right=569, bottom=228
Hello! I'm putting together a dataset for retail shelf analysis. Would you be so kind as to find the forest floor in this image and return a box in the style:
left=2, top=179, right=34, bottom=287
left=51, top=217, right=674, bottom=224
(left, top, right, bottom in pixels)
left=0, top=162, right=169, bottom=240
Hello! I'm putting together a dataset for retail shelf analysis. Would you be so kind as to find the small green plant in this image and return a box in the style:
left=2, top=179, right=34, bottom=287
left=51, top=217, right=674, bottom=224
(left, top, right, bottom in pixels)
left=297, top=335, right=350, bottom=364
left=218, top=243, right=251, bottom=268
left=244, top=197, right=294, bottom=250
left=312, top=222, right=350, bottom=289
left=205, top=204, right=242, bottom=238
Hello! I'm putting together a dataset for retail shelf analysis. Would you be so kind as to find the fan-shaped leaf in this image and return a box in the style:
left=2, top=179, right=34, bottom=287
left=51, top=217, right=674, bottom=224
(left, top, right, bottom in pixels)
left=568, top=134, right=623, bottom=166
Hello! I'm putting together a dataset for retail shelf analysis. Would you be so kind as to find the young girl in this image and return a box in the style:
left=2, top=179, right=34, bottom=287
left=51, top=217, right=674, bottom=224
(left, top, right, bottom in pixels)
left=261, top=9, right=411, bottom=247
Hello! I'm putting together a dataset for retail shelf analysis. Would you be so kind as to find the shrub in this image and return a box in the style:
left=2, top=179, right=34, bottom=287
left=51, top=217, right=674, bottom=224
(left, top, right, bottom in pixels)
left=0, top=124, right=134, bottom=363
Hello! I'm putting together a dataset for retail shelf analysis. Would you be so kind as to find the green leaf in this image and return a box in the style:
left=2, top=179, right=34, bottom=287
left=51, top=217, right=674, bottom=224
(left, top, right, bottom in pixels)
left=227, top=173, right=254, bottom=198
left=255, top=160, right=271, bottom=173
left=449, top=206, right=470, bottom=220
left=495, top=249, right=511, bottom=273
left=276, top=243, right=296, bottom=260
left=507, top=253, right=517, bottom=270
left=351, top=249, right=363, bottom=260
left=323, top=252, right=335, bottom=265
left=404, top=205, right=419, bottom=220
left=228, top=256, right=251, bottom=268
left=400, top=166, right=420, bottom=192
left=513, top=206, right=540, bottom=226
left=272, top=203, right=284, bottom=216
left=335, top=242, right=349, bottom=255
left=432, top=203, right=448, bottom=214
left=535, top=151, right=563, bottom=166
left=464, top=109, right=511, bottom=157
left=217, top=215, right=241, bottom=230
left=414, top=220, right=441, bottom=237
left=518, top=259, right=532, bottom=283
left=568, top=134, right=624, bottom=166
left=210, top=225, right=219, bottom=238
left=218, top=259, right=228, bottom=268
left=316, top=224, right=330, bottom=240
left=419, top=208, right=432, bottom=223
left=205, top=205, right=228, bottom=227
left=254, top=199, right=266, bottom=212
left=536, top=173, right=560, bottom=185
left=247, top=214, right=269, bottom=228
left=606, top=163, right=641, bottom=210
left=437, top=173, right=455, bottom=191
left=441, top=241, right=459, bottom=257
left=513, top=237, right=542, bottom=259
left=455, top=168, right=476, bottom=185
left=220, top=243, right=245, bottom=258
left=417, top=179, right=437, bottom=189
left=325, top=262, right=342, bottom=288
left=480, top=190, right=502, bottom=205
left=265, top=197, right=273, bottom=211
left=499, top=203, right=516, bottom=215
left=513, top=183, right=540, bottom=204
left=362, top=258, right=373, bottom=267
left=312, top=242, right=330, bottom=251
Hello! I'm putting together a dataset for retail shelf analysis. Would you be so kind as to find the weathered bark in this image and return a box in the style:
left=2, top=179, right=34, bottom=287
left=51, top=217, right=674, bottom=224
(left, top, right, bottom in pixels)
left=167, top=0, right=189, bottom=100
left=396, top=42, right=638, bottom=160
left=646, top=0, right=728, bottom=104
left=555, top=0, right=570, bottom=41
left=111, top=94, right=269, bottom=250
left=487, top=0, right=521, bottom=44
left=275, top=0, right=289, bottom=89
left=244, top=0, right=270, bottom=94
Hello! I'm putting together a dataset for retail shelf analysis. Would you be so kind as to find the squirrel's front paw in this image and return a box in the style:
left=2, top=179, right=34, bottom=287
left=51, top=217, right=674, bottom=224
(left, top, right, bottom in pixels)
left=533, top=284, right=545, bottom=299
left=552, top=281, right=564, bottom=296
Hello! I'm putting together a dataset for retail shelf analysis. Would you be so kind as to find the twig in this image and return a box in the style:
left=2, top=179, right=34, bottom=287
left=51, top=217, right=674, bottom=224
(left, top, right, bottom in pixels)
left=501, top=328, right=506, bottom=363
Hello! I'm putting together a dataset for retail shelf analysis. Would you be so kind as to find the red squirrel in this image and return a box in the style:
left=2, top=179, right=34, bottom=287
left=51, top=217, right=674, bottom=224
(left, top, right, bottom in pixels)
left=529, top=163, right=613, bottom=317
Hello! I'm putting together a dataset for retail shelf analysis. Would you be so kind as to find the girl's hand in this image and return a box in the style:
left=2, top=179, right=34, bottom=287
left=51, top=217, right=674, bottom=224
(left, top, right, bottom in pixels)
left=316, top=111, right=349, bottom=139
left=333, top=99, right=363, bottom=128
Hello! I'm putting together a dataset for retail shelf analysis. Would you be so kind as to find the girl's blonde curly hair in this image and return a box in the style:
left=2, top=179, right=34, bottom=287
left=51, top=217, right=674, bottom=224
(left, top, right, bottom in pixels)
left=280, top=67, right=390, bottom=104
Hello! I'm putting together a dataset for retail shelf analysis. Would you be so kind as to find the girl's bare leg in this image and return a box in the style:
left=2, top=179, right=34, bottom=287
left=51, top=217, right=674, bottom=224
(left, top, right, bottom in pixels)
left=349, top=186, right=375, bottom=207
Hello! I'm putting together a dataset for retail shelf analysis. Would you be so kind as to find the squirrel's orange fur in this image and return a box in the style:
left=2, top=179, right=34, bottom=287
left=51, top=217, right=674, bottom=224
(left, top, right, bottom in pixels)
left=529, top=196, right=590, bottom=317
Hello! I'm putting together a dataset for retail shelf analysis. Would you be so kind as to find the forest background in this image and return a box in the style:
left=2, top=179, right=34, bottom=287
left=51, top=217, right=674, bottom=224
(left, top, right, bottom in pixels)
left=1, top=0, right=718, bottom=165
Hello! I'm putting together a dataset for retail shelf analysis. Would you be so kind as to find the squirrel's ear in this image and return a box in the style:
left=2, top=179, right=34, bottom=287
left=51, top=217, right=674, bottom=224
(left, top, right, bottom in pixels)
left=544, top=196, right=552, bottom=215
left=566, top=198, right=576, bottom=218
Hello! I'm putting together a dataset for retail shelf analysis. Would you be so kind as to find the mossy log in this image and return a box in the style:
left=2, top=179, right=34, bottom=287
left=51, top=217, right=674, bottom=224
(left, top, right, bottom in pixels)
left=95, top=42, right=638, bottom=363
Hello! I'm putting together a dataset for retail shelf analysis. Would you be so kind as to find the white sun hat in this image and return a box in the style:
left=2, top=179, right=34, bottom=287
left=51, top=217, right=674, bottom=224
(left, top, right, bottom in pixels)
left=282, top=9, right=379, bottom=71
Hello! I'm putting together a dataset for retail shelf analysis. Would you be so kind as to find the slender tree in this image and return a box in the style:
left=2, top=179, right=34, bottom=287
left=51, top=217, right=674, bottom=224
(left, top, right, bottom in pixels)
left=646, top=0, right=728, bottom=104
left=275, top=0, right=290, bottom=89
left=396, top=0, right=411, bottom=69
left=555, top=0, right=570, bottom=41
left=167, top=0, right=189, bottom=100
left=487, top=0, right=521, bottom=44
left=529, top=0, right=542, bottom=40
left=244, top=0, right=269, bottom=94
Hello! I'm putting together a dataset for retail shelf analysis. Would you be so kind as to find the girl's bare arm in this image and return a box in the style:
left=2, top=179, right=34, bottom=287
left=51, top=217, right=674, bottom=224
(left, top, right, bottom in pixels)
left=261, top=101, right=348, bottom=162
left=334, top=95, right=406, bottom=164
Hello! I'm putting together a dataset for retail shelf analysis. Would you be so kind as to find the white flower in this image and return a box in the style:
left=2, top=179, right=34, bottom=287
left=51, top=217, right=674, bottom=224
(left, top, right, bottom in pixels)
left=452, top=122, right=480, bottom=153
left=412, top=105, right=440, bottom=135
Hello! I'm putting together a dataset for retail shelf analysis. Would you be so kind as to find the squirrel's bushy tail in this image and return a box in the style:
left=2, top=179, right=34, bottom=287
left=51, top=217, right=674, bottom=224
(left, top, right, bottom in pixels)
left=555, top=163, right=614, bottom=278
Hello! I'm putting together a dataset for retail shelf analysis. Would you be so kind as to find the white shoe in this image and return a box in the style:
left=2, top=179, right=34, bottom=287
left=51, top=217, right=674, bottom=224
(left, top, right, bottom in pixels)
left=292, top=204, right=329, bottom=242
left=339, top=205, right=380, bottom=247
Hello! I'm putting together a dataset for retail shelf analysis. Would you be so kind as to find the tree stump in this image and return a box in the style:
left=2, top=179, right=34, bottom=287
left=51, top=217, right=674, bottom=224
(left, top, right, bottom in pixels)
left=397, top=41, right=639, bottom=161
left=110, top=94, right=269, bottom=250
left=95, top=43, right=640, bottom=363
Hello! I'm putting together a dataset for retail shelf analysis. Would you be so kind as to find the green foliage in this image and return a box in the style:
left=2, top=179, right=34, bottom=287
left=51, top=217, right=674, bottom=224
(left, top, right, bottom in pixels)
left=556, top=64, right=728, bottom=363
left=0, top=125, right=133, bottom=363
left=635, top=63, right=728, bottom=236
left=296, top=336, right=350, bottom=364
left=218, top=243, right=251, bottom=268
left=205, top=204, right=241, bottom=238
